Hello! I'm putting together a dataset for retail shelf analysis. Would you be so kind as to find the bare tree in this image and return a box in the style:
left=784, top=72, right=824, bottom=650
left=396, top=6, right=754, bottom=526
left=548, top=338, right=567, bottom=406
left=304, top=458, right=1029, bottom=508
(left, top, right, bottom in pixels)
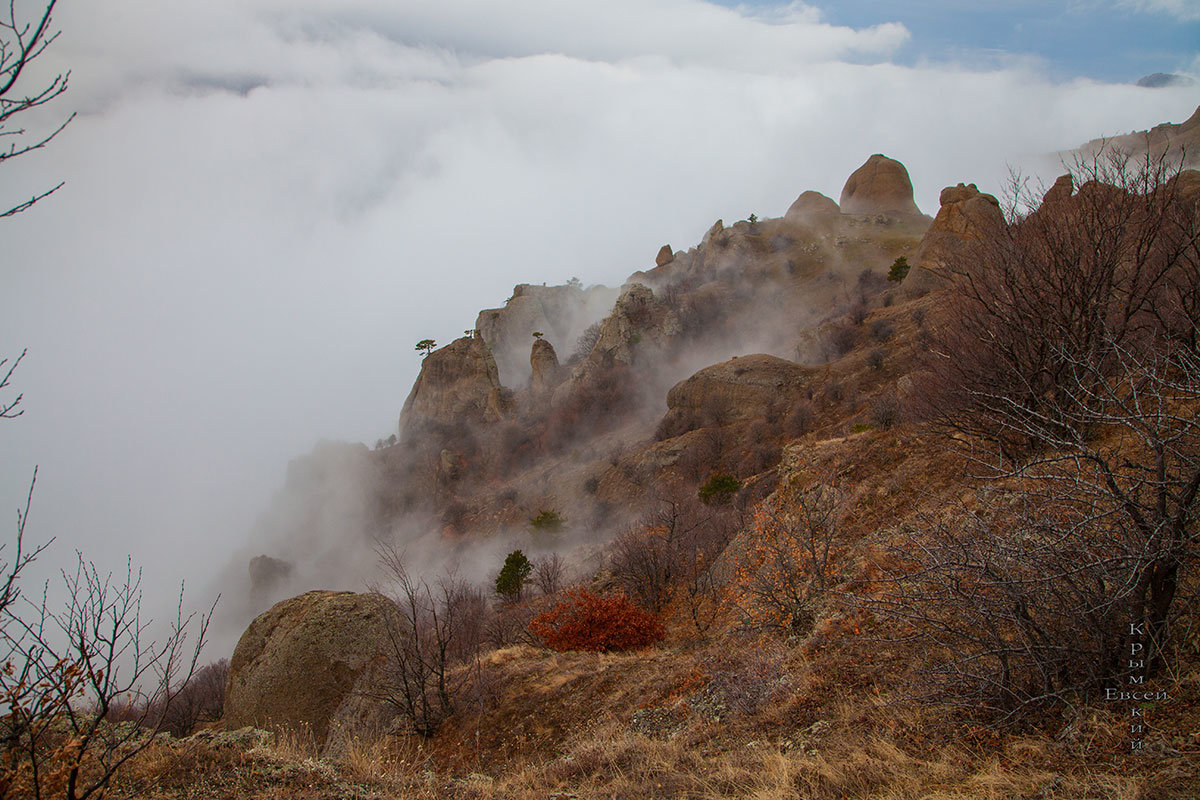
left=734, top=457, right=845, bottom=636
left=868, top=501, right=1138, bottom=721
left=366, top=546, right=484, bottom=738
left=609, top=485, right=737, bottom=637
left=532, top=553, right=566, bottom=597
left=1, top=0, right=73, bottom=217
left=1, top=554, right=215, bottom=800
left=919, top=148, right=1200, bottom=461
left=892, top=148, right=1200, bottom=717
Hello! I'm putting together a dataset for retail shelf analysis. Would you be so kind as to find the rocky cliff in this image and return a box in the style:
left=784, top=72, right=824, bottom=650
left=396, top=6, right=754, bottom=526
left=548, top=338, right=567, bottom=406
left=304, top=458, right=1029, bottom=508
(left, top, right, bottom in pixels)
left=399, top=334, right=513, bottom=437
left=904, top=182, right=1004, bottom=295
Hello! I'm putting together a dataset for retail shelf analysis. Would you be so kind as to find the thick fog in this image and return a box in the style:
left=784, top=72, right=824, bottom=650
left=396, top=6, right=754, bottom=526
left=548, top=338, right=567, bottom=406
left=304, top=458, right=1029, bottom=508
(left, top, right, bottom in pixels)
left=0, top=0, right=1196, bottom=658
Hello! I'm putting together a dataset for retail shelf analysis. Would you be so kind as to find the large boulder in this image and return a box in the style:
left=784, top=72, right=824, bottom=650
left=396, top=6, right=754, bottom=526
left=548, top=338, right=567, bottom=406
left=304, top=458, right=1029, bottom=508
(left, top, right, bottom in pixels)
left=904, top=182, right=1004, bottom=295
left=224, top=591, right=397, bottom=752
left=658, top=354, right=813, bottom=436
left=839, top=154, right=922, bottom=216
left=399, top=335, right=513, bottom=438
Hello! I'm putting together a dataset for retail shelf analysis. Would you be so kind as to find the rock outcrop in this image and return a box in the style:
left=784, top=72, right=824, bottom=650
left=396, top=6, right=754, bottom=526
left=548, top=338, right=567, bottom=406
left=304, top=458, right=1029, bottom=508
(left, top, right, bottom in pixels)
left=785, top=190, right=840, bottom=222
left=553, top=283, right=679, bottom=406
left=530, top=337, right=562, bottom=397
left=1169, top=169, right=1200, bottom=204
left=248, top=555, right=293, bottom=596
left=224, top=591, right=398, bottom=752
left=658, top=354, right=813, bottom=436
left=399, top=335, right=512, bottom=437
left=904, top=182, right=1004, bottom=295
left=840, top=154, right=922, bottom=216
left=1043, top=174, right=1074, bottom=207
left=476, top=283, right=618, bottom=387
left=655, top=244, right=674, bottom=266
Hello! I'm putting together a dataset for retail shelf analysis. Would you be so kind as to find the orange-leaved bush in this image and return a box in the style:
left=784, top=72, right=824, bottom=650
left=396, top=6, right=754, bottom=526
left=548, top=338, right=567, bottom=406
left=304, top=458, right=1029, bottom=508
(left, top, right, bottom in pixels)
left=528, top=589, right=664, bottom=652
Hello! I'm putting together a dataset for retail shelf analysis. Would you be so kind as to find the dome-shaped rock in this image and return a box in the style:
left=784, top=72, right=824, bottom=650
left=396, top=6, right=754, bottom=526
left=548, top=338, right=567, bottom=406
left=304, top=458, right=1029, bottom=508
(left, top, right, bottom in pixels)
left=840, top=154, right=921, bottom=216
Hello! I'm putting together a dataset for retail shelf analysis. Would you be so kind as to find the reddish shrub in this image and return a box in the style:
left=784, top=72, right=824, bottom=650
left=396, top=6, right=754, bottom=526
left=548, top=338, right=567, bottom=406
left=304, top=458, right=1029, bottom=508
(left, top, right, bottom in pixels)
left=528, top=589, right=664, bottom=652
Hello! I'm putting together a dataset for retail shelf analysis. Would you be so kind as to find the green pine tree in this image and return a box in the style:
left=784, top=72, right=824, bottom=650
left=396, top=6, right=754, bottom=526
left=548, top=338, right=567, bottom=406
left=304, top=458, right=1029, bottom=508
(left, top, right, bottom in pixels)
left=495, top=550, right=533, bottom=599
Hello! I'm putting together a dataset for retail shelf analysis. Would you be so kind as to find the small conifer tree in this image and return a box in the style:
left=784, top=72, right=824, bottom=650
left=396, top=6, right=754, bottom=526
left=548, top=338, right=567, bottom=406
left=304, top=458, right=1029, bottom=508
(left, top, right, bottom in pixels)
left=887, top=256, right=910, bottom=282
left=495, top=550, right=533, bottom=599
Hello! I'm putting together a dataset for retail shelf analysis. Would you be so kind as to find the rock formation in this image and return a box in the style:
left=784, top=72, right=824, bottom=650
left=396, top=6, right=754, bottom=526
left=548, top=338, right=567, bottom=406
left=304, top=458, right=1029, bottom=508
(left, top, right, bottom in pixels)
left=784, top=190, right=840, bottom=222
left=655, top=244, right=674, bottom=266
left=475, top=283, right=618, bottom=387
left=530, top=336, right=562, bottom=397
left=839, top=154, right=922, bottom=216
left=248, top=555, right=293, bottom=596
left=659, top=354, right=813, bottom=435
left=399, top=335, right=512, bottom=437
left=904, top=182, right=1004, bottom=295
left=224, top=591, right=398, bottom=753
left=552, top=283, right=679, bottom=408
left=1043, top=174, right=1074, bottom=207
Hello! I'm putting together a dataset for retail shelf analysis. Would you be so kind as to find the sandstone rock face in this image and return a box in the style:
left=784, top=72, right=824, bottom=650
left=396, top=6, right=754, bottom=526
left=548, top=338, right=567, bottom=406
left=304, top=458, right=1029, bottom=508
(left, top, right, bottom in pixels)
left=553, top=283, right=679, bottom=405
left=659, top=354, right=813, bottom=435
left=530, top=337, right=562, bottom=397
left=840, top=154, right=922, bottom=216
left=585, top=283, right=678, bottom=368
left=701, top=219, right=724, bottom=247
left=1168, top=169, right=1200, bottom=204
left=655, top=244, right=674, bottom=266
left=224, top=591, right=397, bottom=752
left=905, top=182, right=1004, bottom=295
left=399, top=335, right=512, bottom=438
left=1043, top=174, right=1074, bottom=207
left=476, top=283, right=618, bottom=387
left=785, top=190, right=840, bottom=221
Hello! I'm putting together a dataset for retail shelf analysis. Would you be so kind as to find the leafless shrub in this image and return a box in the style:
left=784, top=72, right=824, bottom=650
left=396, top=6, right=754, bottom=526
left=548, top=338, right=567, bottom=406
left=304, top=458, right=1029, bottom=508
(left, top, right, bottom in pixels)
left=821, top=324, right=858, bottom=361
left=866, top=499, right=1157, bottom=722
left=869, top=397, right=898, bottom=429
left=1, top=553, right=215, bottom=800
left=781, top=400, right=815, bottom=438
left=0, top=0, right=74, bottom=218
left=847, top=303, right=868, bottom=326
left=869, top=319, right=895, bottom=343
left=569, top=321, right=603, bottom=364
left=866, top=348, right=886, bottom=371
left=700, top=640, right=792, bottom=717
left=610, top=487, right=737, bottom=638
left=150, top=658, right=229, bottom=736
left=533, top=553, right=567, bottom=597
left=734, top=457, right=846, bottom=636
left=911, top=308, right=926, bottom=328
left=365, top=546, right=485, bottom=738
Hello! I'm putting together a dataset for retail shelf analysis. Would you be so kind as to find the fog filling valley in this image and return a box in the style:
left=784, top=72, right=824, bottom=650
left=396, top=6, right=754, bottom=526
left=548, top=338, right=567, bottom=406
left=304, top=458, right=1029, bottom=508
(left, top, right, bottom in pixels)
left=1, top=0, right=1197, bottom=660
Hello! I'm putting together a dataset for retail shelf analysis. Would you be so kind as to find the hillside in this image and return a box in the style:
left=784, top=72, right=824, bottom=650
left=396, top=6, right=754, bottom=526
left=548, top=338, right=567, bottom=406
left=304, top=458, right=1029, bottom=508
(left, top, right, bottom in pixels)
left=15, top=108, right=1199, bottom=800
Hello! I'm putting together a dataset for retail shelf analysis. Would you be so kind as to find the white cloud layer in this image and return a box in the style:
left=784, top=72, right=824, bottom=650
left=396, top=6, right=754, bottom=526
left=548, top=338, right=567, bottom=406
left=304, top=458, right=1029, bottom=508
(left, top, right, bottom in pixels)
left=1, top=0, right=1195, bottom=640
